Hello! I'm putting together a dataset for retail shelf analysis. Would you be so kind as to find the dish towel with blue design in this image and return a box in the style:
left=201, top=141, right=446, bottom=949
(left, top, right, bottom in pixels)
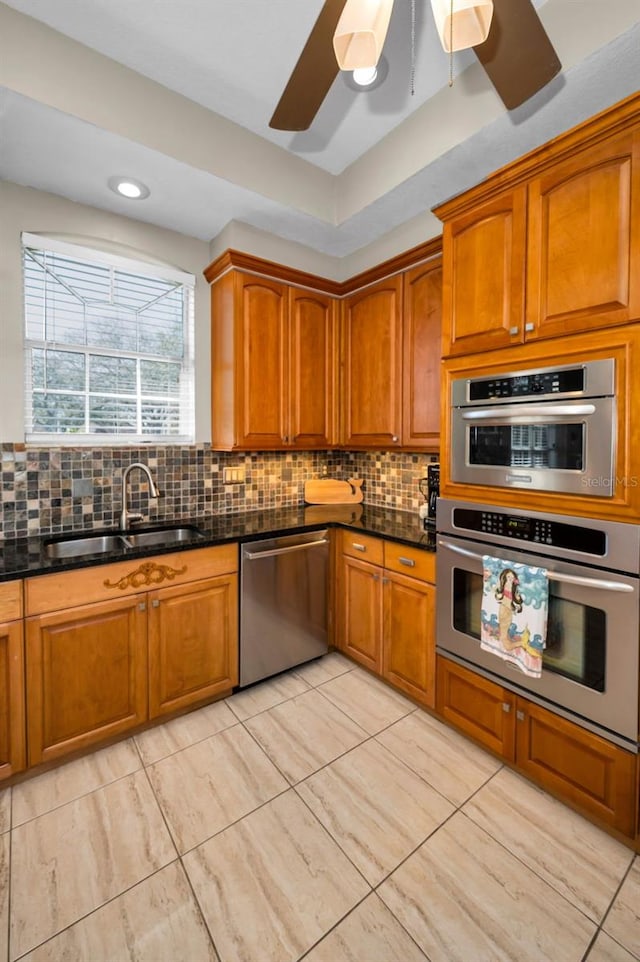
left=480, top=556, right=549, bottom=679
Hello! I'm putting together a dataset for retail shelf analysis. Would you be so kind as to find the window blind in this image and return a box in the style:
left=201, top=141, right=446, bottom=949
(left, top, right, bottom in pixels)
left=22, top=235, right=195, bottom=444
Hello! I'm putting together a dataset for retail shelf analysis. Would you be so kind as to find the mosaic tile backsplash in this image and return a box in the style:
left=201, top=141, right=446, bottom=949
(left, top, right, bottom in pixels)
left=0, top=444, right=438, bottom=540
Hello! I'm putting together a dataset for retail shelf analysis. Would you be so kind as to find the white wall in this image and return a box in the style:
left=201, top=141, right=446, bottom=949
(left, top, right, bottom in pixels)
left=0, top=181, right=212, bottom=442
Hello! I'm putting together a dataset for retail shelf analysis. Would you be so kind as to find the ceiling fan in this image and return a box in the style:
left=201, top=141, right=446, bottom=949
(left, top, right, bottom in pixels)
left=270, top=0, right=561, bottom=131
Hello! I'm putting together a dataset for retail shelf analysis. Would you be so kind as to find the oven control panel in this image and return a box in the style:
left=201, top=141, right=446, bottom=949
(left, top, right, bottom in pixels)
left=453, top=508, right=606, bottom=556
left=468, top=367, right=584, bottom=401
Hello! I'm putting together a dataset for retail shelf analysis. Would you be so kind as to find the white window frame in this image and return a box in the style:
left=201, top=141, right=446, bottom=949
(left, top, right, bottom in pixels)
left=22, top=233, right=196, bottom=445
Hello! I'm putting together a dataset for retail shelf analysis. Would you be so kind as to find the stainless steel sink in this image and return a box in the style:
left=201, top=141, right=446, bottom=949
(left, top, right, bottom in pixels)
left=44, top=525, right=205, bottom=559
left=125, top=526, right=205, bottom=548
left=44, top=534, right=129, bottom=559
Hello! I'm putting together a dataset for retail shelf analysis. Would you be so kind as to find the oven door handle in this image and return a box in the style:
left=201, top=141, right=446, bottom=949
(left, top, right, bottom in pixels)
left=438, top=540, right=635, bottom=593
left=461, top=403, right=596, bottom=420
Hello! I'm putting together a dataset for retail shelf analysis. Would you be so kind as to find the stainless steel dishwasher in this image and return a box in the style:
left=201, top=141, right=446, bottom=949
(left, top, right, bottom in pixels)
left=239, top=529, right=329, bottom=687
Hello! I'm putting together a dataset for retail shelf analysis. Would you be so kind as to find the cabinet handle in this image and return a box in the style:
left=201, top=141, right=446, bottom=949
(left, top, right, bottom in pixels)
left=352, top=543, right=366, bottom=552
left=501, top=702, right=511, bottom=713
left=525, top=322, right=534, bottom=332
left=138, top=602, right=146, bottom=612
left=509, top=326, right=519, bottom=336
left=516, top=710, right=526, bottom=721
left=151, top=599, right=160, bottom=608
left=398, top=557, right=416, bottom=568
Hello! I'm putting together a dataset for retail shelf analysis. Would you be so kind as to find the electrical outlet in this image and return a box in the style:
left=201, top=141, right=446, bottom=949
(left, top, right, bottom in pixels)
left=223, top=466, right=246, bottom=484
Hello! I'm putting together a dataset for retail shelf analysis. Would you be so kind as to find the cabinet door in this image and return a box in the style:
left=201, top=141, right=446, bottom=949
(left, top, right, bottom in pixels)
left=235, top=274, right=288, bottom=448
left=515, top=698, right=637, bottom=837
left=339, top=555, right=382, bottom=672
left=26, top=597, right=148, bottom=765
left=288, top=288, right=336, bottom=448
left=436, top=656, right=515, bottom=759
left=383, top=571, right=435, bottom=708
left=526, top=132, right=640, bottom=339
left=148, top=574, right=238, bottom=718
left=0, top=621, right=25, bottom=780
left=402, top=259, right=442, bottom=449
left=442, top=188, right=527, bottom=356
left=341, top=276, right=403, bottom=447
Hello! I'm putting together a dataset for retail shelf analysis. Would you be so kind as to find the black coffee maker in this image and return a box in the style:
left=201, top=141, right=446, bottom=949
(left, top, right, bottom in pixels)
left=418, top=462, right=439, bottom=529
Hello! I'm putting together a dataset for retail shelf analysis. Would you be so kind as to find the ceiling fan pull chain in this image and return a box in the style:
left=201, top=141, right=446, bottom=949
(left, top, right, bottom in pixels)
left=410, top=0, right=416, bottom=95
left=449, top=0, right=454, bottom=86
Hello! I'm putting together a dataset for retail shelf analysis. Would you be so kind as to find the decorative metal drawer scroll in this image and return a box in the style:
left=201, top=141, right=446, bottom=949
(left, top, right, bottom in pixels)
left=104, top=561, right=188, bottom=590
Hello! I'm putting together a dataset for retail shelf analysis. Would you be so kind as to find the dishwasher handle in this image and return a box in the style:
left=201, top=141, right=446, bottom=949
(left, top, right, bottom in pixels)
left=244, top=538, right=329, bottom=561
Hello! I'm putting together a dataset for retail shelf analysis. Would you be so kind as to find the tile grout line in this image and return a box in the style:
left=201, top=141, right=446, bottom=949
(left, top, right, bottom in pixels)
left=458, top=771, right=635, bottom=933
left=586, top=857, right=639, bottom=960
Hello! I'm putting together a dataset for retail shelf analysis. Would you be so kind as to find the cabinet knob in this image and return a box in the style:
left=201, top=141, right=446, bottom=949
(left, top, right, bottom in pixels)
left=509, top=326, right=519, bottom=336
left=138, top=602, right=146, bottom=612
left=525, top=322, right=534, bottom=333
left=392, top=435, right=399, bottom=442
left=516, top=710, right=526, bottom=722
left=501, top=702, right=511, bottom=713
left=151, top=599, right=160, bottom=608
left=382, top=577, right=389, bottom=585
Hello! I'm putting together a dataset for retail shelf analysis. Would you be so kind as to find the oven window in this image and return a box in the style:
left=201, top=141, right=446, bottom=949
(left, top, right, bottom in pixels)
left=469, top=424, right=584, bottom=470
left=452, top=569, right=606, bottom=691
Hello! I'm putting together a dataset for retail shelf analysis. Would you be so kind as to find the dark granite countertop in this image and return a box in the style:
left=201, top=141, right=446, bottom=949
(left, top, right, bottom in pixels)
left=0, top=504, right=436, bottom=582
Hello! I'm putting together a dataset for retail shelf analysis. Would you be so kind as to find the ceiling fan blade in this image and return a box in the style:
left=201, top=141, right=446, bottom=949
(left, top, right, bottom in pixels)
left=269, top=0, right=348, bottom=131
left=473, top=0, right=561, bottom=110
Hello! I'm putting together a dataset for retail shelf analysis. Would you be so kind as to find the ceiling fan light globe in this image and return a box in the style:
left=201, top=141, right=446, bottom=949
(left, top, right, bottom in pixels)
left=353, top=65, right=378, bottom=85
left=333, top=0, right=394, bottom=70
left=430, top=0, right=494, bottom=53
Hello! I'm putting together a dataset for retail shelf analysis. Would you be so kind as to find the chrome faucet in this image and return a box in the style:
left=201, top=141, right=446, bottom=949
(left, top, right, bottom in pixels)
left=120, top=462, right=160, bottom=530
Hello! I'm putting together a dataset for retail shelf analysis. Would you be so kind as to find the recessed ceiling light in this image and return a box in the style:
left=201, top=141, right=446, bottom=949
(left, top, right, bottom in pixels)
left=108, top=176, right=150, bottom=200
left=352, top=66, right=378, bottom=86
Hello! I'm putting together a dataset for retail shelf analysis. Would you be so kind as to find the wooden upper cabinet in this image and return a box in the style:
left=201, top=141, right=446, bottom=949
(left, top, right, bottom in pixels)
left=288, top=288, right=336, bottom=448
left=402, top=258, right=442, bottom=449
left=236, top=274, right=288, bottom=449
left=442, top=188, right=527, bottom=357
left=526, top=131, right=640, bottom=339
left=437, top=97, right=640, bottom=357
left=210, top=270, right=336, bottom=450
left=341, top=276, right=403, bottom=447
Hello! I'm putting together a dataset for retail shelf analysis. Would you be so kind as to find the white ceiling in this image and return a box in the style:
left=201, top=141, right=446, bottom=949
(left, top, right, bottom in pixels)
left=0, top=0, right=639, bottom=263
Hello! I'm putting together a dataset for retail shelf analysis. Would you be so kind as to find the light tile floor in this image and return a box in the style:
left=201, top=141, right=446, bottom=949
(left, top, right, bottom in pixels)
left=1, top=652, right=638, bottom=962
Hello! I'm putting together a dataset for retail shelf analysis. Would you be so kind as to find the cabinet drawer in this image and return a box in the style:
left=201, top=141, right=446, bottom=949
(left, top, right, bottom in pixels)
left=341, top=531, right=384, bottom=565
left=0, top=580, right=22, bottom=622
left=384, top=542, right=435, bottom=582
left=25, top=544, right=238, bottom=615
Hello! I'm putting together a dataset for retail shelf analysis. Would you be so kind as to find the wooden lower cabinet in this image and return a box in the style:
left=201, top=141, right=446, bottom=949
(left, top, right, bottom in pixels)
left=337, top=534, right=436, bottom=708
left=437, top=656, right=637, bottom=837
left=339, top=555, right=382, bottom=672
left=383, top=571, right=435, bottom=708
left=25, top=546, right=238, bottom=766
left=436, top=656, right=515, bottom=758
left=148, top=574, right=238, bottom=718
left=26, top=596, right=148, bottom=765
left=0, top=619, right=26, bottom=780
left=515, top=700, right=637, bottom=839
